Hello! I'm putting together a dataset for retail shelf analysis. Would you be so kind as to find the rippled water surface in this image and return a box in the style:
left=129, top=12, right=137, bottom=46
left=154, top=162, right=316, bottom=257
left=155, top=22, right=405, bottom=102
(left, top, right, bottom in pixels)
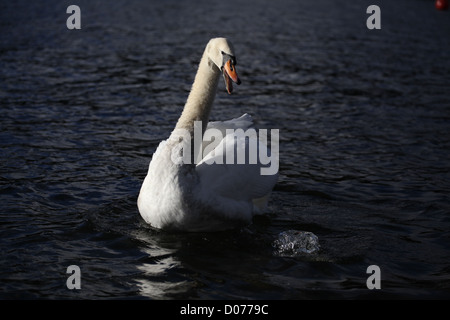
left=1, top=0, right=450, bottom=299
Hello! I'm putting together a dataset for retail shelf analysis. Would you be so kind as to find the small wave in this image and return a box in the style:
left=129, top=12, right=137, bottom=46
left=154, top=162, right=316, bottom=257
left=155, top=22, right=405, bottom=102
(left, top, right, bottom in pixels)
left=273, top=230, right=320, bottom=257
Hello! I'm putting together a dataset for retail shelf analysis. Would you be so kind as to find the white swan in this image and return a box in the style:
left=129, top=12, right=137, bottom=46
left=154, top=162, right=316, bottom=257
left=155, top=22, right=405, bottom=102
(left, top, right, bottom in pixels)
left=137, top=38, right=278, bottom=231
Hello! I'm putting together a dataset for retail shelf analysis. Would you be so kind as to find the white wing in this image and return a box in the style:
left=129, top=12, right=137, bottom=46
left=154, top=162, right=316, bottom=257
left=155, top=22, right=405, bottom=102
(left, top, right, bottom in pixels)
left=196, top=114, right=278, bottom=214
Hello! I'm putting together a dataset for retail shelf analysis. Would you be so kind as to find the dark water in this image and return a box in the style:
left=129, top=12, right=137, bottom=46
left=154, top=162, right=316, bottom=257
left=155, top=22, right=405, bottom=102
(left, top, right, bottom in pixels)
left=1, top=0, right=450, bottom=299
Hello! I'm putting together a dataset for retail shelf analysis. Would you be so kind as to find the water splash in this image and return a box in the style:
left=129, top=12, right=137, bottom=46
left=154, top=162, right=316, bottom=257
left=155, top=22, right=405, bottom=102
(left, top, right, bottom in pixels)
left=273, top=230, right=320, bottom=257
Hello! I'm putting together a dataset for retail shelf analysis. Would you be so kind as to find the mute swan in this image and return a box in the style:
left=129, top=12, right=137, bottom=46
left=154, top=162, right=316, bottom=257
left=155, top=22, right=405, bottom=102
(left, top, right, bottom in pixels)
left=137, top=38, right=278, bottom=231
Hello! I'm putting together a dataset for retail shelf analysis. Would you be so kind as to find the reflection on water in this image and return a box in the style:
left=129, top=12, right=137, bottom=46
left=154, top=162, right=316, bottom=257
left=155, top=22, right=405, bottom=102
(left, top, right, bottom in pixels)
left=1, top=0, right=450, bottom=299
left=135, top=248, right=188, bottom=299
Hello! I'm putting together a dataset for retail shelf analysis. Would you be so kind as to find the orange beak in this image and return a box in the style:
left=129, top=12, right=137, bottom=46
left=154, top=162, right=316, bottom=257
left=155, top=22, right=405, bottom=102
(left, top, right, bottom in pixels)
left=222, top=59, right=241, bottom=94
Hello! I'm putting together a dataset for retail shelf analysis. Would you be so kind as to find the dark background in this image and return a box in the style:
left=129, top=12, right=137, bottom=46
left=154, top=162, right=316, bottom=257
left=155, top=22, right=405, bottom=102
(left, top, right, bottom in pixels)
left=1, top=0, right=449, bottom=299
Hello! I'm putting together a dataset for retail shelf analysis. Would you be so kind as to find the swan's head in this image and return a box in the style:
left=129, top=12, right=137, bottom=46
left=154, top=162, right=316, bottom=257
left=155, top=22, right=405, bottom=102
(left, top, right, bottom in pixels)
left=207, top=37, right=241, bottom=94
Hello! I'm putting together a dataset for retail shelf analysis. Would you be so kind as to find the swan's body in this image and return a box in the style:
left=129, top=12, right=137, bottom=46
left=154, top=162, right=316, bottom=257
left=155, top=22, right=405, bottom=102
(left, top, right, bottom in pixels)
left=137, top=38, right=278, bottom=231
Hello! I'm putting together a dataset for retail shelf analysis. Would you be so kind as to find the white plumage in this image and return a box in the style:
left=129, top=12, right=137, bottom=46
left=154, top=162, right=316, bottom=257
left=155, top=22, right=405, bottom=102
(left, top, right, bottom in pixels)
left=137, top=38, right=277, bottom=231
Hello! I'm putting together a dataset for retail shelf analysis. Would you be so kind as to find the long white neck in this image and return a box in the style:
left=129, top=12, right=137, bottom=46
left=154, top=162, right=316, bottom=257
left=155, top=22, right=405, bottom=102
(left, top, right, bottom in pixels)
left=175, top=50, right=220, bottom=134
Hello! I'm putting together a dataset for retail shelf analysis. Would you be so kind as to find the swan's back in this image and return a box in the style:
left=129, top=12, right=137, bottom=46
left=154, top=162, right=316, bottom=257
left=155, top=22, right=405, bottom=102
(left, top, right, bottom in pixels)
left=138, top=114, right=277, bottom=231
left=197, top=114, right=278, bottom=213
